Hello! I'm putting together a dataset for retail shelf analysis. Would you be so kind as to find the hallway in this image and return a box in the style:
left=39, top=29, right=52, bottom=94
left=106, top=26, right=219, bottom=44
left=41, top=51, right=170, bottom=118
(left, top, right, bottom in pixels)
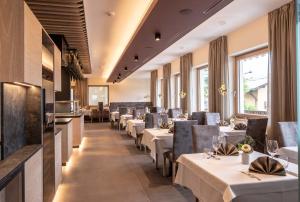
left=53, top=123, right=194, bottom=202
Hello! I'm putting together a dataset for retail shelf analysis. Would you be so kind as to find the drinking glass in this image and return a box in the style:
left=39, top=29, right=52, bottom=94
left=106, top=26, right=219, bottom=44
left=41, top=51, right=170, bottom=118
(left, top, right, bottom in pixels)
left=157, top=118, right=162, bottom=128
left=266, top=139, right=279, bottom=158
left=212, top=136, right=221, bottom=154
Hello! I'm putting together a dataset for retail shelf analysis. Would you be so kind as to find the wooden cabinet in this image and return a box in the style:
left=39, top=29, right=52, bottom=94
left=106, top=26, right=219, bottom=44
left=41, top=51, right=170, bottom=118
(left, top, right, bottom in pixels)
left=24, top=148, right=43, bottom=202
left=72, top=115, right=84, bottom=147
left=24, top=3, right=42, bottom=86
left=54, top=46, right=62, bottom=91
left=0, top=1, right=42, bottom=86
left=55, top=131, right=62, bottom=192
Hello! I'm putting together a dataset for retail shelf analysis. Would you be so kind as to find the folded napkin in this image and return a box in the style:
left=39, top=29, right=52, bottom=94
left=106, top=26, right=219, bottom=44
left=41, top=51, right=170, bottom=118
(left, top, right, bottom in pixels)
left=249, top=156, right=286, bottom=176
left=168, top=126, right=174, bottom=133
left=217, top=144, right=239, bottom=156
left=160, top=123, right=169, bottom=129
left=234, top=123, right=247, bottom=130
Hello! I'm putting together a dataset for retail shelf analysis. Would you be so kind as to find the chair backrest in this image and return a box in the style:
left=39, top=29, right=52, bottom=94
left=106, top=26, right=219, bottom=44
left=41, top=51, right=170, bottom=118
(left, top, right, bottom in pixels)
left=205, top=113, right=220, bottom=125
left=119, top=107, right=128, bottom=116
left=134, top=124, right=145, bottom=135
left=192, top=125, right=220, bottom=153
left=145, top=113, right=155, bottom=128
left=191, top=112, right=206, bottom=125
left=172, top=120, right=198, bottom=161
left=246, top=118, right=268, bottom=153
left=160, top=113, right=168, bottom=124
left=278, top=122, right=298, bottom=147
left=98, top=102, right=103, bottom=111
left=150, top=107, right=163, bottom=113
left=168, top=108, right=181, bottom=118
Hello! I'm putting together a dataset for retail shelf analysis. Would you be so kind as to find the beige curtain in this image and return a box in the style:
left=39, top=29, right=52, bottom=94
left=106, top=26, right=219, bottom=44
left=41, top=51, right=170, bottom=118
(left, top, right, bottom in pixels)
left=180, top=53, right=193, bottom=113
left=208, top=36, right=229, bottom=119
left=74, top=78, right=88, bottom=106
left=150, top=70, right=158, bottom=106
left=163, top=63, right=171, bottom=109
left=269, top=1, right=297, bottom=142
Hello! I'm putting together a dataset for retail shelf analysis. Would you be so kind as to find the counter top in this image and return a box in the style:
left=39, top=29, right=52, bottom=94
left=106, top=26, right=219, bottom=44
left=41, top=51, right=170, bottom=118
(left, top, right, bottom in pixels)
left=55, top=118, right=73, bottom=125
left=55, top=112, right=83, bottom=118
left=0, top=144, right=42, bottom=190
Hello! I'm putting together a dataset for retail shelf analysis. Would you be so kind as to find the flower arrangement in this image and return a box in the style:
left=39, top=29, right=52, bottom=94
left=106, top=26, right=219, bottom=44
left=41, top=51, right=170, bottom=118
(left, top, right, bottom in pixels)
left=218, top=83, right=227, bottom=96
left=241, top=144, right=253, bottom=153
left=237, top=135, right=255, bottom=151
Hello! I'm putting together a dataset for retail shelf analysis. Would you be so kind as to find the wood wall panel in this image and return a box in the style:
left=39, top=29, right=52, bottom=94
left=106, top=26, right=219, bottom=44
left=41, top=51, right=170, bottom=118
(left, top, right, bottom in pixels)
left=0, top=0, right=24, bottom=82
left=24, top=3, right=42, bottom=86
left=54, top=46, right=61, bottom=92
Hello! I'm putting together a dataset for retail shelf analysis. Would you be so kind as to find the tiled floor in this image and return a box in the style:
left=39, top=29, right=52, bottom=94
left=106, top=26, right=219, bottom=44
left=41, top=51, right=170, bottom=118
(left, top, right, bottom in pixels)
left=53, top=123, right=194, bottom=202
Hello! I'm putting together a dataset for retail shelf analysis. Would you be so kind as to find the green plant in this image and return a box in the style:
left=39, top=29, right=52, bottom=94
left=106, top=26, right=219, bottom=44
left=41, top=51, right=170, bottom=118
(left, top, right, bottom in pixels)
left=237, top=135, right=256, bottom=150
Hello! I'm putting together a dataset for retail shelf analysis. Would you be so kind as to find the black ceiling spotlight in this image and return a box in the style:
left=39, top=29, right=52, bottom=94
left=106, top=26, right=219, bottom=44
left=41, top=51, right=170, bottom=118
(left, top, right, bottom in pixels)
left=124, top=66, right=128, bottom=71
left=117, top=76, right=120, bottom=79
left=155, top=32, right=161, bottom=41
left=134, top=55, right=139, bottom=62
left=118, top=73, right=121, bottom=76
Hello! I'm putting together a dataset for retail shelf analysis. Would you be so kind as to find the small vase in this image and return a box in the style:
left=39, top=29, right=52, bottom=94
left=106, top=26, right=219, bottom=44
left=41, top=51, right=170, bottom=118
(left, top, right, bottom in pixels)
left=241, top=152, right=250, bottom=164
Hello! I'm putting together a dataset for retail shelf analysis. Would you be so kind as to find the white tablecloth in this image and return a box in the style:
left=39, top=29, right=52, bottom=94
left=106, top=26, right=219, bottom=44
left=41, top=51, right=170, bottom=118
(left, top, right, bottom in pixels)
left=120, top=114, right=133, bottom=128
left=126, top=119, right=145, bottom=138
left=220, top=126, right=246, bottom=145
left=141, top=129, right=172, bottom=163
left=110, top=111, right=119, bottom=122
left=82, top=109, right=91, bottom=116
left=278, top=146, right=298, bottom=164
left=175, top=152, right=298, bottom=202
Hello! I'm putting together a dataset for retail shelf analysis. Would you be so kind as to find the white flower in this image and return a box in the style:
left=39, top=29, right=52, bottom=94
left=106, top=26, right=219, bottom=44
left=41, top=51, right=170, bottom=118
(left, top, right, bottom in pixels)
left=241, top=144, right=252, bottom=153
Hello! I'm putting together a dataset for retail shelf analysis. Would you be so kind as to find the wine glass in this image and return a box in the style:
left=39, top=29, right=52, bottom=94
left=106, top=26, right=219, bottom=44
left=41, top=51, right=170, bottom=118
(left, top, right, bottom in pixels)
left=157, top=117, right=162, bottom=129
left=212, top=136, right=221, bottom=154
left=266, top=139, right=279, bottom=158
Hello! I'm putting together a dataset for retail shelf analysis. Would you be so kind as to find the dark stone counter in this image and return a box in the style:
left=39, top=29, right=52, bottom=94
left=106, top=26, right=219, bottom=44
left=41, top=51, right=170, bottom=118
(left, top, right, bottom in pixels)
left=55, top=118, right=72, bottom=125
left=0, top=144, right=42, bottom=190
left=55, top=112, right=83, bottom=118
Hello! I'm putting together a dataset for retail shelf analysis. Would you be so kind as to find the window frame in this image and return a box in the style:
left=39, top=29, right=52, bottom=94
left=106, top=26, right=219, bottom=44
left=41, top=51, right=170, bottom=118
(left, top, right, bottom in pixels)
left=174, top=73, right=181, bottom=108
left=88, top=85, right=110, bottom=106
left=195, top=65, right=209, bottom=112
left=234, top=47, right=269, bottom=117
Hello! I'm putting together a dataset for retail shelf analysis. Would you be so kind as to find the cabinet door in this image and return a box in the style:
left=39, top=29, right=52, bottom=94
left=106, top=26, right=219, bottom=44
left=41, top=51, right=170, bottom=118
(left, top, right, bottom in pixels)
left=0, top=0, right=24, bottom=82
left=54, top=46, right=62, bottom=91
left=24, top=148, right=43, bottom=202
left=24, top=3, right=42, bottom=86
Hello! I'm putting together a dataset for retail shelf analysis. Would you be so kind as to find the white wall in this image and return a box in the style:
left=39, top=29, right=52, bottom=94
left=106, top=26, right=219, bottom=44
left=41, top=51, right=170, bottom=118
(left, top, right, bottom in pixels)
left=88, top=77, right=150, bottom=103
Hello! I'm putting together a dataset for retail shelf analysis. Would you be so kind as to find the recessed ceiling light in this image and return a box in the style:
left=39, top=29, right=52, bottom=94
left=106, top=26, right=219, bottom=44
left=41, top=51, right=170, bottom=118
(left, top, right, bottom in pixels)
left=155, top=32, right=161, bottom=41
left=124, top=67, right=128, bottom=71
left=105, top=11, right=116, bottom=17
left=118, top=73, right=121, bottom=76
left=179, top=8, right=193, bottom=15
left=117, top=76, right=120, bottom=79
left=134, top=55, right=139, bottom=62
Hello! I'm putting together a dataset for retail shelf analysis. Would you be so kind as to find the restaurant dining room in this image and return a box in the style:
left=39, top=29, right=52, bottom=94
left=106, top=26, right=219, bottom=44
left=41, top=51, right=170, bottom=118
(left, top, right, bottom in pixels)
left=0, top=0, right=299, bottom=202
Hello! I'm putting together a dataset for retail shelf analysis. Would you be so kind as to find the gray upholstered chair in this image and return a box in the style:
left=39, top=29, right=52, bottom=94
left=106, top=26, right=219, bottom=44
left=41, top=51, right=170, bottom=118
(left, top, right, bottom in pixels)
left=145, top=113, right=155, bottom=128
left=160, top=113, right=169, bottom=125
left=246, top=118, right=268, bottom=153
left=205, top=112, right=221, bottom=125
left=192, top=125, right=220, bottom=153
left=133, top=108, right=145, bottom=119
left=134, top=124, right=145, bottom=150
left=163, top=120, right=198, bottom=181
left=168, top=108, right=181, bottom=118
left=191, top=112, right=206, bottom=125
left=278, top=122, right=298, bottom=147
left=150, top=107, right=163, bottom=113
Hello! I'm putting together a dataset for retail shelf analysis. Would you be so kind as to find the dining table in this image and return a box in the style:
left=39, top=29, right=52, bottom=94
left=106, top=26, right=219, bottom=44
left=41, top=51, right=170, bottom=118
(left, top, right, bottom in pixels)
left=175, top=151, right=298, bottom=202
left=278, top=146, right=298, bottom=164
left=126, top=119, right=145, bottom=138
left=120, top=114, right=133, bottom=128
left=110, top=111, right=119, bottom=122
left=219, top=126, right=246, bottom=145
left=141, top=128, right=172, bottom=167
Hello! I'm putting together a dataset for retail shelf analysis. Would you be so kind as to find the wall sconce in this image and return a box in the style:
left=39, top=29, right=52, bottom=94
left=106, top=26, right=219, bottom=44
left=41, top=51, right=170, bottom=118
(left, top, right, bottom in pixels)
left=179, top=91, right=187, bottom=99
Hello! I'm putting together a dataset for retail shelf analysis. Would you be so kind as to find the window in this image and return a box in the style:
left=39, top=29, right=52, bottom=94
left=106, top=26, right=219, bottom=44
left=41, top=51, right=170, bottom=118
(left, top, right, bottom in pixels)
left=235, top=48, right=269, bottom=115
left=196, top=66, right=209, bottom=111
left=174, top=74, right=181, bottom=108
left=88, top=85, right=109, bottom=106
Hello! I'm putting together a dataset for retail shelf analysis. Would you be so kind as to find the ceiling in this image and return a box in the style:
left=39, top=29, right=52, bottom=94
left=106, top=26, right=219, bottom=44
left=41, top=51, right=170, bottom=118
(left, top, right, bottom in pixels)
left=83, top=0, right=155, bottom=79
left=107, top=0, right=234, bottom=82
left=136, top=0, right=291, bottom=74
left=27, top=0, right=92, bottom=74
